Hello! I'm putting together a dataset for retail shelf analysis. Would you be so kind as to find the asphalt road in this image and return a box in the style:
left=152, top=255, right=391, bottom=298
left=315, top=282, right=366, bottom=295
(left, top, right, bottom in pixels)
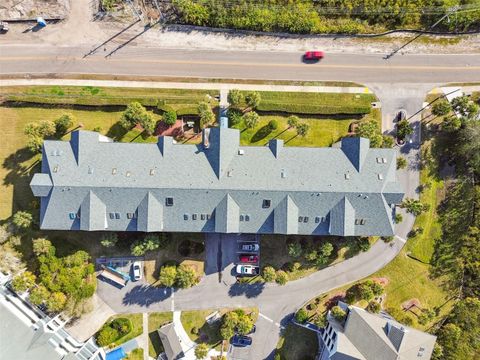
left=1, top=44, right=480, bottom=84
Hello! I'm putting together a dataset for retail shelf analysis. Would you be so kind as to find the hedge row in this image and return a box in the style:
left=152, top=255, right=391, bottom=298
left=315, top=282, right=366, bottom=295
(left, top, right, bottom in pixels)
left=5, top=95, right=202, bottom=116
left=257, top=101, right=371, bottom=115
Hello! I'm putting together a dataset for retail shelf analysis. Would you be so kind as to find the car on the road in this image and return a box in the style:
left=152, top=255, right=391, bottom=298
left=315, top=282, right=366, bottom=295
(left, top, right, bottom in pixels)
left=132, top=261, right=142, bottom=281
left=304, top=51, right=324, bottom=61
left=231, top=335, right=252, bottom=347
left=238, top=254, right=259, bottom=263
left=239, top=243, right=259, bottom=252
left=0, top=21, right=9, bottom=33
left=236, top=264, right=259, bottom=276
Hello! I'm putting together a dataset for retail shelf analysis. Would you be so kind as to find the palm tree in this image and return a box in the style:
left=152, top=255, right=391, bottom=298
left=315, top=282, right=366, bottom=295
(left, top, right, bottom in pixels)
left=296, top=123, right=310, bottom=137
left=287, top=115, right=299, bottom=129
left=243, top=111, right=259, bottom=129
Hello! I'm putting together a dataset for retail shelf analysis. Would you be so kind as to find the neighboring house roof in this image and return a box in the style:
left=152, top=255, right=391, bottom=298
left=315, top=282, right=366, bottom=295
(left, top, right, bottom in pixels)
left=333, top=306, right=436, bottom=360
left=157, top=323, right=184, bottom=360
left=30, top=128, right=404, bottom=235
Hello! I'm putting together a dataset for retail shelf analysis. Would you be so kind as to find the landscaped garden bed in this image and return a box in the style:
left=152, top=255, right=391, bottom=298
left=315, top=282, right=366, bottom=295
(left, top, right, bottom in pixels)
left=96, top=314, right=143, bottom=348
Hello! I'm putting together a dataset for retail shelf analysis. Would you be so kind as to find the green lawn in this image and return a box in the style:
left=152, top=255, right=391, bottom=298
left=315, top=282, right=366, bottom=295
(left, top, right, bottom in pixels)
left=234, top=109, right=380, bottom=148
left=251, top=91, right=376, bottom=115
left=0, top=85, right=218, bottom=110
left=125, top=348, right=143, bottom=360
left=276, top=324, right=318, bottom=360
left=148, top=312, right=173, bottom=358
left=180, top=310, right=223, bottom=347
left=100, top=314, right=143, bottom=349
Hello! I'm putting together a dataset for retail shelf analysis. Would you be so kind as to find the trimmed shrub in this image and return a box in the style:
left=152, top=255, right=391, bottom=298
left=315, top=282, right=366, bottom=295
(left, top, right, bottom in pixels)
left=268, top=119, right=278, bottom=131
left=97, top=326, right=119, bottom=347
left=295, top=308, right=309, bottom=323
left=275, top=270, right=289, bottom=285
left=331, top=305, right=347, bottom=322
left=163, top=111, right=178, bottom=126
left=367, top=301, right=381, bottom=313
left=262, top=266, right=276, bottom=282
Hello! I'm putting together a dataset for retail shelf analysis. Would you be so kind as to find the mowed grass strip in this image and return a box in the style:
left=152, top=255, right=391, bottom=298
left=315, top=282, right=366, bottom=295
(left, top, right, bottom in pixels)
left=251, top=91, right=376, bottom=115
left=0, top=86, right=219, bottom=109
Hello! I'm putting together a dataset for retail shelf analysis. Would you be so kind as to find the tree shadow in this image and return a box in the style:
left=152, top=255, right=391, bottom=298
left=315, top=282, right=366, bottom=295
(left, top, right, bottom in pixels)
left=122, top=284, right=171, bottom=307
left=284, top=135, right=298, bottom=144
left=251, top=125, right=272, bottom=143
left=228, top=282, right=265, bottom=298
left=106, top=122, right=128, bottom=141
left=2, top=147, right=39, bottom=216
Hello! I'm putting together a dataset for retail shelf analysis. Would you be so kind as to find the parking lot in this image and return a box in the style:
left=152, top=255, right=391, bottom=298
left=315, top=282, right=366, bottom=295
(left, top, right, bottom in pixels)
left=235, top=235, right=261, bottom=278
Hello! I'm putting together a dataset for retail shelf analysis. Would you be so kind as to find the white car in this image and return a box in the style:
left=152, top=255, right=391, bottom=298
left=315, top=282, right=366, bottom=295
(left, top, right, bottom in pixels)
left=236, top=264, right=259, bottom=276
left=132, top=261, right=142, bottom=281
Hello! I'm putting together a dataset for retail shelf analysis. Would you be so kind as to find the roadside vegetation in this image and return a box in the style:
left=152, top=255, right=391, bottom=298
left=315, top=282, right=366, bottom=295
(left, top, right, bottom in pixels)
left=293, top=90, right=480, bottom=359
left=171, top=0, right=480, bottom=34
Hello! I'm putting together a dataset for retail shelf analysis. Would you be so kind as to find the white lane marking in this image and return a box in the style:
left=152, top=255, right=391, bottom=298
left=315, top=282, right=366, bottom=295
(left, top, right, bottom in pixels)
left=259, top=313, right=284, bottom=329
left=396, top=235, right=407, bottom=243
left=171, top=287, right=175, bottom=311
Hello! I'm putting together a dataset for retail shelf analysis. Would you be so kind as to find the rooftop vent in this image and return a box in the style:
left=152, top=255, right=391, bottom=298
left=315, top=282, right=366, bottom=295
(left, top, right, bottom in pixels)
left=112, top=168, right=117, bottom=175
left=150, top=169, right=155, bottom=176
left=53, top=165, right=59, bottom=173
left=382, top=157, right=387, bottom=163
left=238, top=149, right=245, bottom=155
left=281, top=169, right=287, bottom=178
left=378, top=173, right=384, bottom=180
left=345, top=173, right=350, bottom=180
left=126, top=171, right=131, bottom=177
left=376, top=157, right=382, bottom=163
left=88, top=167, right=94, bottom=174
left=227, top=170, right=233, bottom=177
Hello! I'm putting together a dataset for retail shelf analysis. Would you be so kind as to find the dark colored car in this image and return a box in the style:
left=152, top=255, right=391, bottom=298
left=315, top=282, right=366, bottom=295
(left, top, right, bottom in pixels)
left=231, top=335, right=253, bottom=347
left=239, top=243, right=259, bottom=252
left=304, top=51, right=324, bottom=61
left=239, top=254, right=259, bottom=263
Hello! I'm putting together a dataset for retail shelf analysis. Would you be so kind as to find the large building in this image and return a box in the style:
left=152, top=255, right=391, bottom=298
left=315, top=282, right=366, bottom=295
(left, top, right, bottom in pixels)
left=318, top=304, right=437, bottom=360
left=30, top=127, right=404, bottom=236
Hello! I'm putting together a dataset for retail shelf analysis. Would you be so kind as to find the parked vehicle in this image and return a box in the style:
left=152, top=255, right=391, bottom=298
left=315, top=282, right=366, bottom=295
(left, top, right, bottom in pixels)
left=231, top=335, right=252, bottom=347
left=239, top=243, right=259, bottom=252
left=304, top=51, right=324, bottom=61
left=0, top=21, right=9, bottom=33
left=236, top=264, right=259, bottom=276
left=239, top=254, right=259, bottom=263
left=132, top=261, right=142, bottom=281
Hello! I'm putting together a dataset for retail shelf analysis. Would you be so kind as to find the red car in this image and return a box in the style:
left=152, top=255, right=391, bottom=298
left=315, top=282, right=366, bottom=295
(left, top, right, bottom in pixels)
left=304, top=51, right=324, bottom=61
left=239, top=255, right=259, bottom=263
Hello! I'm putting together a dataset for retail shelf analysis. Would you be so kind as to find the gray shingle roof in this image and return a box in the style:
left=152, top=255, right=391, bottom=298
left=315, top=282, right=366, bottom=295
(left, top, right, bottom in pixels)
left=30, top=128, right=404, bottom=236
left=339, top=307, right=437, bottom=360
left=157, top=323, right=184, bottom=360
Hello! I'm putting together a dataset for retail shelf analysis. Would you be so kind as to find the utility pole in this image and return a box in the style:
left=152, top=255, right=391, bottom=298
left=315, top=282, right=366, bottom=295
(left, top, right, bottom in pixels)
left=125, top=0, right=143, bottom=22
left=384, top=5, right=460, bottom=60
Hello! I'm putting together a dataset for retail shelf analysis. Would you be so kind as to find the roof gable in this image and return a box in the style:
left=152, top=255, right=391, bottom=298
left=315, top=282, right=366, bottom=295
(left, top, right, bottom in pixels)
left=215, top=194, right=239, bottom=233
left=137, top=192, right=163, bottom=232
left=274, top=195, right=298, bottom=234
left=80, top=191, right=106, bottom=231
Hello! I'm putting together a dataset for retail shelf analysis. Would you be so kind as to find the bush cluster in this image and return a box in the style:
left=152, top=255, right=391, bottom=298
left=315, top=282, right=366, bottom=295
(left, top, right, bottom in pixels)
left=96, top=317, right=132, bottom=347
left=345, top=279, right=384, bottom=304
left=172, top=0, right=480, bottom=34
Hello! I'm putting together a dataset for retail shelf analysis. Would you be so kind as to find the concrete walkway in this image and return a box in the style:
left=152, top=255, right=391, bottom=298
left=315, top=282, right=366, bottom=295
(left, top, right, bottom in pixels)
left=142, top=313, right=149, bottom=360
left=172, top=311, right=196, bottom=359
left=0, top=78, right=370, bottom=94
